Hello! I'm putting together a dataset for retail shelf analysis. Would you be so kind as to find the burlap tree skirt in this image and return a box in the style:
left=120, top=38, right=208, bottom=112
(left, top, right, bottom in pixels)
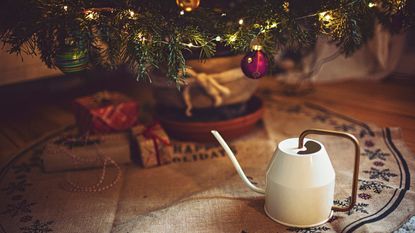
left=1, top=91, right=414, bottom=233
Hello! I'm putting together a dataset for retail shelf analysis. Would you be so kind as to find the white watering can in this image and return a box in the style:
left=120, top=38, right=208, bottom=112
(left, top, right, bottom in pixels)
left=211, top=129, right=360, bottom=228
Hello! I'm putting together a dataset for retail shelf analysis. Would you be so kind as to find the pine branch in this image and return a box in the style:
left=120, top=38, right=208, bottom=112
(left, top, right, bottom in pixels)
left=0, top=0, right=413, bottom=83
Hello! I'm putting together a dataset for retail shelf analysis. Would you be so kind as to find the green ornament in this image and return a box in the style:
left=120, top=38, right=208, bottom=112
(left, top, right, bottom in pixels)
left=55, top=45, right=88, bottom=74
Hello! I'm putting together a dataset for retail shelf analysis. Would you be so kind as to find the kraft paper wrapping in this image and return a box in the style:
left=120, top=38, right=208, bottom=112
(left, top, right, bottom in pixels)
left=42, top=133, right=131, bottom=172
left=131, top=124, right=173, bottom=168
left=152, top=55, right=259, bottom=113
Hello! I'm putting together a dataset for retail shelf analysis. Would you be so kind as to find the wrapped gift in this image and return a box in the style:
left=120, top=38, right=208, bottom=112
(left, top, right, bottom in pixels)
left=42, top=132, right=132, bottom=172
left=73, top=91, right=138, bottom=134
left=131, top=123, right=173, bottom=168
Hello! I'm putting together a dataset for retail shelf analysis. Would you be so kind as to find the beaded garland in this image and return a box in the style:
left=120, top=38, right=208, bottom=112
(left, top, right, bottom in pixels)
left=57, top=136, right=122, bottom=193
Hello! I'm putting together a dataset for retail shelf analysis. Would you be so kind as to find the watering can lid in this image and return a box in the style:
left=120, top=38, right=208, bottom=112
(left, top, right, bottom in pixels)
left=278, top=138, right=323, bottom=156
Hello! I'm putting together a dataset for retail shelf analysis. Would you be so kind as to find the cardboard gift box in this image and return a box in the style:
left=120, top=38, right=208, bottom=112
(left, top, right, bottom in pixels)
left=131, top=124, right=173, bottom=168
left=73, top=91, right=138, bottom=134
left=42, top=132, right=131, bottom=172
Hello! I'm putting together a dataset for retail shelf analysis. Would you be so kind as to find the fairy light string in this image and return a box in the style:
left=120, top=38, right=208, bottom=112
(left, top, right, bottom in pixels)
left=1, top=0, right=412, bottom=82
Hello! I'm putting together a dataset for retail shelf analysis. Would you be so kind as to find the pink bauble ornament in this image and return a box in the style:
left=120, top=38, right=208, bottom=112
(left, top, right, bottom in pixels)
left=241, top=49, right=269, bottom=79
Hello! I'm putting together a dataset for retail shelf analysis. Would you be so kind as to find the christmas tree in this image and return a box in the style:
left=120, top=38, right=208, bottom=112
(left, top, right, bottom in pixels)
left=0, top=0, right=413, bottom=83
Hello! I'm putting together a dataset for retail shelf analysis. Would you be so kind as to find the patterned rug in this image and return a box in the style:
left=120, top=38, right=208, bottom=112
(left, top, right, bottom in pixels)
left=0, top=94, right=414, bottom=233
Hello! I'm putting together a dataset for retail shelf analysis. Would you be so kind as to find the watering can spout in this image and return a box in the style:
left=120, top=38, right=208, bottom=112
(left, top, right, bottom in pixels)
left=211, top=130, right=265, bottom=194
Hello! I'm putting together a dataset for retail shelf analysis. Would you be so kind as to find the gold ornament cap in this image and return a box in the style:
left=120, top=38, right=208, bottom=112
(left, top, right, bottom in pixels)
left=252, top=44, right=263, bottom=51
left=176, top=0, right=200, bottom=12
left=250, top=38, right=262, bottom=51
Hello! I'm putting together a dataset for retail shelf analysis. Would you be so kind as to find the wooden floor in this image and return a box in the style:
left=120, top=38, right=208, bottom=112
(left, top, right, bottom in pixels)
left=1, top=77, right=414, bottom=165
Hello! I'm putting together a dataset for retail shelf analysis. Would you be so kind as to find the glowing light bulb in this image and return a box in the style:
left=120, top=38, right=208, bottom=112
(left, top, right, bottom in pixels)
left=318, top=11, right=340, bottom=34
left=127, top=9, right=138, bottom=19
left=85, top=10, right=98, bottom=20
left=135, top=32, right=147, bottom=43
left=63, top=5, right=68, bottom=11
left=368, top=2, right=377, bottom=8
left=318, top=11, right=334, bottom=24
left=283, top=1, right=289, bottom=12
left=238, top=19, right=244, bottom=25
left=215, top=36, right=221, bottom=42
left=129, top=10, right=135, bottom=17
left=180, top=10, right=185, bottom=15
left=229, top=35, right=237, bottom=42
left=265, top=21, right=278, bottom=30
left=324, top=14, right=332, bottom=21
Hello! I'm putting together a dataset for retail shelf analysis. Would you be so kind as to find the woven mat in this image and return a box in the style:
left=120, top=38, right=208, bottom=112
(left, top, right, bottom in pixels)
left=1, top=93, right=414, bottom=233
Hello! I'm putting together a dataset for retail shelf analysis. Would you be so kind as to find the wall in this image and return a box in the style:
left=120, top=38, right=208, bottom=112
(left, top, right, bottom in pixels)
left=0, top=48, right=61, bottom=86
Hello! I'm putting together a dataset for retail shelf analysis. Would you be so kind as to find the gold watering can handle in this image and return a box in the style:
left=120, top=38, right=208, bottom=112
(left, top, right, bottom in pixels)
left=298, top=129, right=360, bottom=212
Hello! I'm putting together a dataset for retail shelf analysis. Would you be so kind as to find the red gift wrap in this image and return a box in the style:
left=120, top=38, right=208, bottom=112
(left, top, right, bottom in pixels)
left=132, top=123, right=173, bottom=168
left=73, top=91, right=138, bottom=134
